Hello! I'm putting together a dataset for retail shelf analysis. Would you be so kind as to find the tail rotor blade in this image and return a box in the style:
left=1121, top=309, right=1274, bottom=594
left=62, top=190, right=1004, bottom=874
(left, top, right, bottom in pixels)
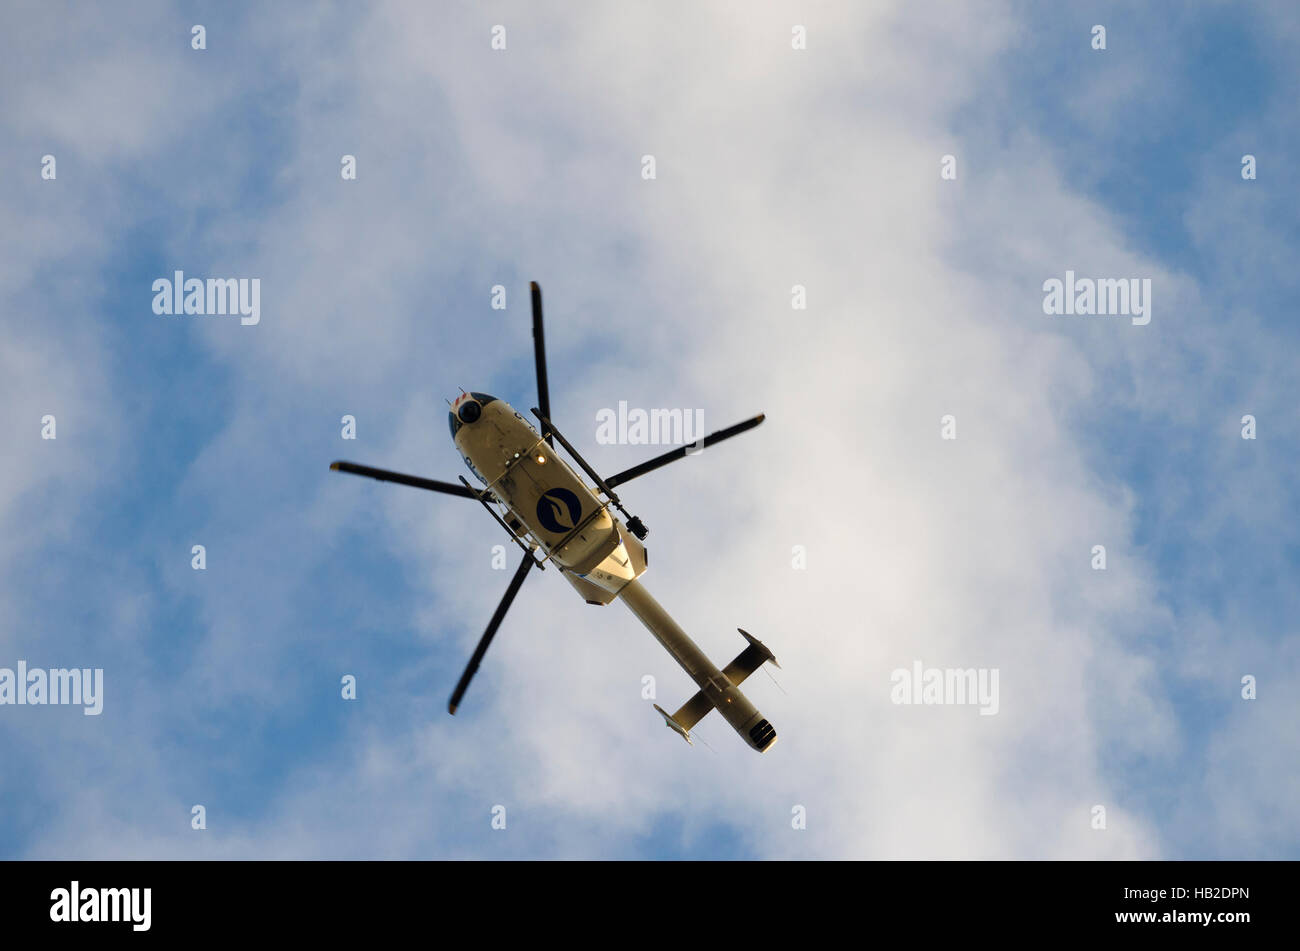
left=448, top=552, right=535, bottom=715
left=603, top=413, right=766, bottom=489
left=530, top=281, right=553, bottom=447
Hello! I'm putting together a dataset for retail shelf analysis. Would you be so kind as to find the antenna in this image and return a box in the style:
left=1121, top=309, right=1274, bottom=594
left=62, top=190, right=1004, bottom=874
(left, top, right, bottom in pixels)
left=693, top=729, right=717, bottom=754
left=762, top=664, right=789, bottom=696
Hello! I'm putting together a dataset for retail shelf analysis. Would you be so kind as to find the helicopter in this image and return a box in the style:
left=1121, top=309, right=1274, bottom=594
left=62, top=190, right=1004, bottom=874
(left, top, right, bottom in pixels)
left=330, top=283, right=780, bottom=752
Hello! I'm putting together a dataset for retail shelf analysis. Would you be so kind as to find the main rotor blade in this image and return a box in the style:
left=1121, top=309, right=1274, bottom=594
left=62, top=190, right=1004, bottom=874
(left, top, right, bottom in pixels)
left=603, top=413, right=766, bottom=489
left=330, top=461, right=478, bottom=499
left=448, top=552, right=535, bottom=715
left=530, top=281, right=553, bottom=447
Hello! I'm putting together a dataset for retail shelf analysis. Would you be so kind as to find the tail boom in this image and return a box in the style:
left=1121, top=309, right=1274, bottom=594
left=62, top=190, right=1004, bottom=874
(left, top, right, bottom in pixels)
left=618, top=578, right=777, bottom=752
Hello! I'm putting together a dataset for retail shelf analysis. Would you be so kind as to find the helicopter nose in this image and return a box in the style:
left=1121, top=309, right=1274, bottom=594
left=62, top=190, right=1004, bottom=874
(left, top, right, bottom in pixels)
left=449, top=392, right=499, bottom=440
left=449, top=398, right=483, bottom=440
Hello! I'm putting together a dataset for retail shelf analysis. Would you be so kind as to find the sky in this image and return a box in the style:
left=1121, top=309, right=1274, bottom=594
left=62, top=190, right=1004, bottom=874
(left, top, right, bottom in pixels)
left=1, top=0, right=1297, bottom=860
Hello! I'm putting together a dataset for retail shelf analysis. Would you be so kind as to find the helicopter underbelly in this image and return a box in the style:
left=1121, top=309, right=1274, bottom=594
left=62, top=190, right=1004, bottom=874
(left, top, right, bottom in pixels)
left=454, top=399, right=617, bottom=573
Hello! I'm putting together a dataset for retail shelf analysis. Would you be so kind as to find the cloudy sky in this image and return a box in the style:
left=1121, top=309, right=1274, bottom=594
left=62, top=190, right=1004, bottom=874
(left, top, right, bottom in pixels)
left=1, top=1, right=1296, bottom=860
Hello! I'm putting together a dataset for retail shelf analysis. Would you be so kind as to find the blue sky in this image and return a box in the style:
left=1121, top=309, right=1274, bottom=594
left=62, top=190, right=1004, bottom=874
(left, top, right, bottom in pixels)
left=1, top=1, right=1297, bottom=859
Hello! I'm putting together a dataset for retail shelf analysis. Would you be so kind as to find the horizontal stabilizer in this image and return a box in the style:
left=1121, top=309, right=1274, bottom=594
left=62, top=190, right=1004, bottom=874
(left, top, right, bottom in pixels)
left=654, top=629, right=780, bottom=745
left=653, top=703, right=694, bottom=745
left=722, top=628, right=780, bottom=686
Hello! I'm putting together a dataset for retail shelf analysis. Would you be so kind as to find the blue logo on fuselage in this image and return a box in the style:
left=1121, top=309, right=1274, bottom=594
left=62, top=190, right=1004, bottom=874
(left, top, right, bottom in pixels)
left=536, top=487, right=583, bottom=534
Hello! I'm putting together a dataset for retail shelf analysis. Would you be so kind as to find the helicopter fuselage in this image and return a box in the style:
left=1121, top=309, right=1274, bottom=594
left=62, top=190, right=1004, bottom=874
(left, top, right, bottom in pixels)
left=450, top=391, right=641, bottom=593
left=449, top=391, right=778, bottom=752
